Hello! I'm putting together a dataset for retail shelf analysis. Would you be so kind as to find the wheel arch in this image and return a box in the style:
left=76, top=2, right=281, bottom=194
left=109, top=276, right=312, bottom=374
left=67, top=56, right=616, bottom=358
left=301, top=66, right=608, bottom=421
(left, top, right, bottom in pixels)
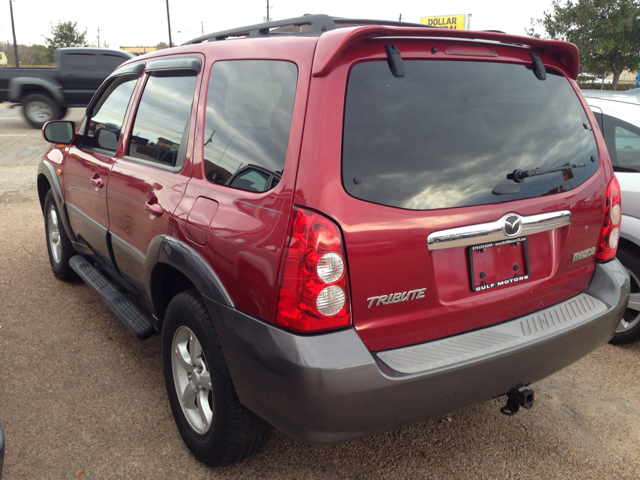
left=618, top=236, right=639, bottom=255
left=37, top=160, right=76, bottom=241
left=8, top=77, right=65, bottom=103
left=619, top=214, right=640, bottom=252
left=145, top=235, right=235, bottom=322
left=150, top=263, right=197, bottom=320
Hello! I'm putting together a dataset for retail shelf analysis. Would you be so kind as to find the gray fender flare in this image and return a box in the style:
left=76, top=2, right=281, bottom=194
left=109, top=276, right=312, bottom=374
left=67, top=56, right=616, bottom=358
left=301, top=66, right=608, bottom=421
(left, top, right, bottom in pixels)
left=38, top=160, right=76, bottom=242
left=9, top=77, right=65, bottom=103
left=144, top=235, right=234, bottom=311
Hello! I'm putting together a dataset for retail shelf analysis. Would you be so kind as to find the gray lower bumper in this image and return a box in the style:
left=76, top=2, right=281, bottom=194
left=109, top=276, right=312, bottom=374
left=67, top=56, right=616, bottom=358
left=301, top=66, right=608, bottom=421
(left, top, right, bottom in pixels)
left=206, top=260, right=629, bottom=444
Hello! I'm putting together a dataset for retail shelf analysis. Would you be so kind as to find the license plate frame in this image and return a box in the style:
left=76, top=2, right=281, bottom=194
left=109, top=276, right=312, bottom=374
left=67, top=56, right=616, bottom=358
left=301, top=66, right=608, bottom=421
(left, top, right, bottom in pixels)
left=468, top=237, right=530, bottom=292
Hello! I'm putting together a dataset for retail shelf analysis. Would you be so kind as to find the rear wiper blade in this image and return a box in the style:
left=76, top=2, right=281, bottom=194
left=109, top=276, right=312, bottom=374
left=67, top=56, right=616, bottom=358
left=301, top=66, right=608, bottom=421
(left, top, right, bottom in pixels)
left=507, top=163, right=586, bottom=183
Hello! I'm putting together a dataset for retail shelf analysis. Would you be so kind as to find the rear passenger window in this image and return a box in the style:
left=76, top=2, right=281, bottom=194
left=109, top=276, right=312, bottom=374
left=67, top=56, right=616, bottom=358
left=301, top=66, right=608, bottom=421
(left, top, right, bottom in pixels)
left=100, top=54, right=129, bottom=73
left=87, top=75, right=138, bottom=150
left=614, top=124, right=640, bottom=167
left=65, top=53, right=98, bottom=71
left=203, top=60, right=297, bottom=192
left=127, top=74, right=197, bottom=169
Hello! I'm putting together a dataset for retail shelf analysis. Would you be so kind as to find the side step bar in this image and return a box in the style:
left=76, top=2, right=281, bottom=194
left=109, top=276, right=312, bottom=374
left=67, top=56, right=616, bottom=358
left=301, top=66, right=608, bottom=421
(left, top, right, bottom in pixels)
left=69, top=255, right=154, bottom=340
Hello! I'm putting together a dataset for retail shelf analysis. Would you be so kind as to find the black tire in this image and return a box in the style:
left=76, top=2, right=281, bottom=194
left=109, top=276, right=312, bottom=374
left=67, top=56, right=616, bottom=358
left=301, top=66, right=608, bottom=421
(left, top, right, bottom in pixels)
left=162, top=290, right=272, bottom=467
left=22, top=94, right=61, bottom=129
left=43, top=189, right=77, bottom=281
left=59, top=106, right=69, bottom=119
left=611, top=245, right=640, bottom=344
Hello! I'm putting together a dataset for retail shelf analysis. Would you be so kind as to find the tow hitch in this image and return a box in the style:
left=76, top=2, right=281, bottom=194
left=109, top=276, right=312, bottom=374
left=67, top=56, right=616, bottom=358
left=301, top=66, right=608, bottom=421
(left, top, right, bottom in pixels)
left=500, top=383, right=534, bottom=416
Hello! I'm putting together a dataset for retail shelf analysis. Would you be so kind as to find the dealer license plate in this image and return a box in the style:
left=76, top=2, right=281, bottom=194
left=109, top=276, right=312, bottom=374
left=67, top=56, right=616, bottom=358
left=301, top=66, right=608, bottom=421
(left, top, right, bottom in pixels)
left=468, top=237, right=530, bottom=292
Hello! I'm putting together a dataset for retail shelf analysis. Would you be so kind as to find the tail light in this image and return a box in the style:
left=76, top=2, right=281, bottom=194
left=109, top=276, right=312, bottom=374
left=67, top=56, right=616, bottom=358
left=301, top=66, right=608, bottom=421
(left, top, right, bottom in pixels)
left=596, top=176, right=621, bottom=263
left=275, top=207, right=351, bottom=332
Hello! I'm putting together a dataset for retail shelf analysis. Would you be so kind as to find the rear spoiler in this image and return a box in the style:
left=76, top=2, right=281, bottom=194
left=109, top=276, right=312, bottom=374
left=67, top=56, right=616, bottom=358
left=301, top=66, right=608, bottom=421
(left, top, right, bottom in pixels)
left=312, top=26, right=579, bottom=80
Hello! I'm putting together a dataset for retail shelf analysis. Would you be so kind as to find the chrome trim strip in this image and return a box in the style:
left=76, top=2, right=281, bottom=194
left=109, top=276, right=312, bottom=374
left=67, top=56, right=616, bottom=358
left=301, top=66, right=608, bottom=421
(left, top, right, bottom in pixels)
left=427, top=210, right=571, bottom=251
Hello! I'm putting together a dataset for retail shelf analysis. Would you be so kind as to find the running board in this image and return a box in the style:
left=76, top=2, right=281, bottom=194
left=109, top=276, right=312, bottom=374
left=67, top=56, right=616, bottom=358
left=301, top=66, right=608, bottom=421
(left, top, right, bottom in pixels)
left=69, top=255, right=154, bottom=340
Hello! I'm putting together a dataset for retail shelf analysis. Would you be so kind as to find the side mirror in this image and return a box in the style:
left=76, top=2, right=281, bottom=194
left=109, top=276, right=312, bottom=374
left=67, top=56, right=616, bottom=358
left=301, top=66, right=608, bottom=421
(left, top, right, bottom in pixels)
left=42, top=120, right=75, bottom=144
left=95, top=128, right=118, bottom=151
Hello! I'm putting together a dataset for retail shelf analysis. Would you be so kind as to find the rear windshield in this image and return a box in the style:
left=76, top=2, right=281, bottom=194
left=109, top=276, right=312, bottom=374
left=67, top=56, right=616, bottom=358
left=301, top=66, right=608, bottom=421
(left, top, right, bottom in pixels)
left=342, top=60, right=599, bottom=210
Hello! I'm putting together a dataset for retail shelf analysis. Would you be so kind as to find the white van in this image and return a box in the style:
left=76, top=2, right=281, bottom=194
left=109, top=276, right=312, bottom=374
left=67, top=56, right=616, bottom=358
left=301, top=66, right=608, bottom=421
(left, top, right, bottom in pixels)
left=0, top=52, right=7, bottom=67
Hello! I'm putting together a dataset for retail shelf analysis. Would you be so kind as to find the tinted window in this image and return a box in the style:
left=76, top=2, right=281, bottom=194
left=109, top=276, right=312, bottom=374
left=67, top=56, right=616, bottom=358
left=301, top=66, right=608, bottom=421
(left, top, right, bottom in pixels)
left=228, top=168, right=270, bottom=192
left=100, top=54, right=128, bottom=73
left=203, top=60, right=297, bottom=192
left=614, top=122, right=640, bottom=167
left=342, top=61, right=599, bottom=210
left=87, top=75, right=137, bottom=150
left=64, top=53, right=98, bottom=71
left=127, top=74, right=197, bottom=169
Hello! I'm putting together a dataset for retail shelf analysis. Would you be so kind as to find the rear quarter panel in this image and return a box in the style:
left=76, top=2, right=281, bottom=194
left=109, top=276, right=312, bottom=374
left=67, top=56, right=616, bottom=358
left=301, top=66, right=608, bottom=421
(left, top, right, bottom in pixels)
left=169, top=38, right=318, bottom=322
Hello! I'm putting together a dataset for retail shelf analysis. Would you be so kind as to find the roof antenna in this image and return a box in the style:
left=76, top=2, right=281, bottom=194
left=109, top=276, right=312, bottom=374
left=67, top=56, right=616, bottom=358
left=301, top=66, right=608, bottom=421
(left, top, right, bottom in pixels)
left=530, top=52, right=546, bottom=80
left=385, top=44, right=405, bottom=78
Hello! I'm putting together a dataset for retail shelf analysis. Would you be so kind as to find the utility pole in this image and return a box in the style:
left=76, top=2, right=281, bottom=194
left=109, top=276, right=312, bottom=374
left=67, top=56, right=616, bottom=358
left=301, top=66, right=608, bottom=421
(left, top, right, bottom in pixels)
left=398, top=14, right=402, bottom=22
left=97, top=26, right=100, bottom=48
left=200, top=21, right=203, bottom=36
left=266, top=0, right=270, bottom=22
left=9, top=0, right=19, bottom=67
left=165, top=0, right=173, bottom=47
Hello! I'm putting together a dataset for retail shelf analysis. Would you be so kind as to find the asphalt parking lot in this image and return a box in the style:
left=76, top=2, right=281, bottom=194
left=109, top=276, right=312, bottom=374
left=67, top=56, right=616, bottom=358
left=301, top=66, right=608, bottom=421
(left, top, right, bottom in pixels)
left=1, top=104, right=640, bottom=479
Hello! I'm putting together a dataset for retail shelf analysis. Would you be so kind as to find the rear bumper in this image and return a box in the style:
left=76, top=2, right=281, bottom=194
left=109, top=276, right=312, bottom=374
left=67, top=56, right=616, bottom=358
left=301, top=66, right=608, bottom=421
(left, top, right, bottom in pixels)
left=206, top=260, right=629, bottom=444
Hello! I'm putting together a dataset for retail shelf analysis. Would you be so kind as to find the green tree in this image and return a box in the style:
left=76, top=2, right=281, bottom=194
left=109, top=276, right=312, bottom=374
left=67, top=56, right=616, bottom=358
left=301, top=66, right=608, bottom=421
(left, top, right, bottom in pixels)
left=1, top=42, right=52, bottom=66
left=529, top=0, right=640, bottom=90
left=44, top=20, right=88, bottom=57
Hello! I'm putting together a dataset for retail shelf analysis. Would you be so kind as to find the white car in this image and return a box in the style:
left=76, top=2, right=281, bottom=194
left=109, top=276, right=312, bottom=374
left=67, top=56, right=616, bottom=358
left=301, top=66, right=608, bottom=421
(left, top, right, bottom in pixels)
left=585, top=90, right=640, bottom=342
left=578, top=73, right=613, bottom=84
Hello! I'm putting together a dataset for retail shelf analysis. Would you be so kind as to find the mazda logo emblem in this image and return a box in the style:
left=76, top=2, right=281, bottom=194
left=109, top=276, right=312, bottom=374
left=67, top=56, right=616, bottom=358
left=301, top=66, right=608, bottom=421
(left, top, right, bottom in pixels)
left=503, top=214, right=523, bottom=237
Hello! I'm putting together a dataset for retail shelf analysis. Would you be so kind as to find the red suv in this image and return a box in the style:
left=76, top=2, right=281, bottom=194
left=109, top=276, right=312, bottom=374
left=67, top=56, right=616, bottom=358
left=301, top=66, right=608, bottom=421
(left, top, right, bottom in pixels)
left=37, top=15, right=629, bottom=467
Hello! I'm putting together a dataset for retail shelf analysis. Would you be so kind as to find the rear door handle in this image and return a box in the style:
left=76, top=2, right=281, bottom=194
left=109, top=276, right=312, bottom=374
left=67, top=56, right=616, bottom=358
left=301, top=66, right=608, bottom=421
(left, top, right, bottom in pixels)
left=145, top=201, right=163, bottom=217
left=90, top=175, right=104, bottom=189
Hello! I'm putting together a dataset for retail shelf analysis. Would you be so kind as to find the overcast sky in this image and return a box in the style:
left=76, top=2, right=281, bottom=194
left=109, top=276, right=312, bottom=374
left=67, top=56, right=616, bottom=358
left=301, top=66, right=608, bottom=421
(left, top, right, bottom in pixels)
left=2, top=1, right=556, bottom=49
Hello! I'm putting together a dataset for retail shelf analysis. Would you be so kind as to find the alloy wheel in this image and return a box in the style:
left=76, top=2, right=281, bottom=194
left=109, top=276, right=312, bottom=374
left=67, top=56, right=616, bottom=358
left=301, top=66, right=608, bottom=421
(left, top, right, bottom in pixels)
left=47, top=205, right=62, bottom=264
left=616, top=267, right=640, bottom=333
left=171, top=326, right=213, bottom=434
left=25, top=102, right=53, bottom=123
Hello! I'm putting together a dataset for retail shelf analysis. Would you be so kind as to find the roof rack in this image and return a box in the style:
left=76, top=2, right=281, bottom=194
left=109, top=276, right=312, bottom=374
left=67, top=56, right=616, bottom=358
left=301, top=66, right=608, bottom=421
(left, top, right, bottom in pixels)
left=182, top=14, right=433, bottom=45
left=333, top=18, right=431, bottom=29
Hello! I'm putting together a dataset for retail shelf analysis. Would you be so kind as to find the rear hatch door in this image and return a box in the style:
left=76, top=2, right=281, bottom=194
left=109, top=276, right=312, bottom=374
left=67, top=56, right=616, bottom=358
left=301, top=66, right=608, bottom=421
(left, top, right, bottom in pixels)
left=333, top=40, right=606, bottom=351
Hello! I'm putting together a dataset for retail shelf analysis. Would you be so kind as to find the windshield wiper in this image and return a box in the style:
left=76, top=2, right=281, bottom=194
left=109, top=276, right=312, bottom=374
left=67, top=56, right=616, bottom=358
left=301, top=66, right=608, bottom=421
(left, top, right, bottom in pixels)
left=507, top=163, right=586, bottom=183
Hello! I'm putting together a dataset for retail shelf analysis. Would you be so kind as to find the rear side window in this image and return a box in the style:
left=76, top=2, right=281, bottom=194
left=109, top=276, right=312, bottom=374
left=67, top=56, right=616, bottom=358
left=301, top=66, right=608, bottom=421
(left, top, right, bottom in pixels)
left=342, top=60, right=599, bottom=210
left=64, top=53, right=98, bottom=71
left=127, top=74, right=197, bottom=169
left=100, top=54, right=129, bottom=73
left=203, top=60, right=298, bottom=192
left=601, top=115, right=640, bottom=168
left=614, top=124, right=640, bottom=166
